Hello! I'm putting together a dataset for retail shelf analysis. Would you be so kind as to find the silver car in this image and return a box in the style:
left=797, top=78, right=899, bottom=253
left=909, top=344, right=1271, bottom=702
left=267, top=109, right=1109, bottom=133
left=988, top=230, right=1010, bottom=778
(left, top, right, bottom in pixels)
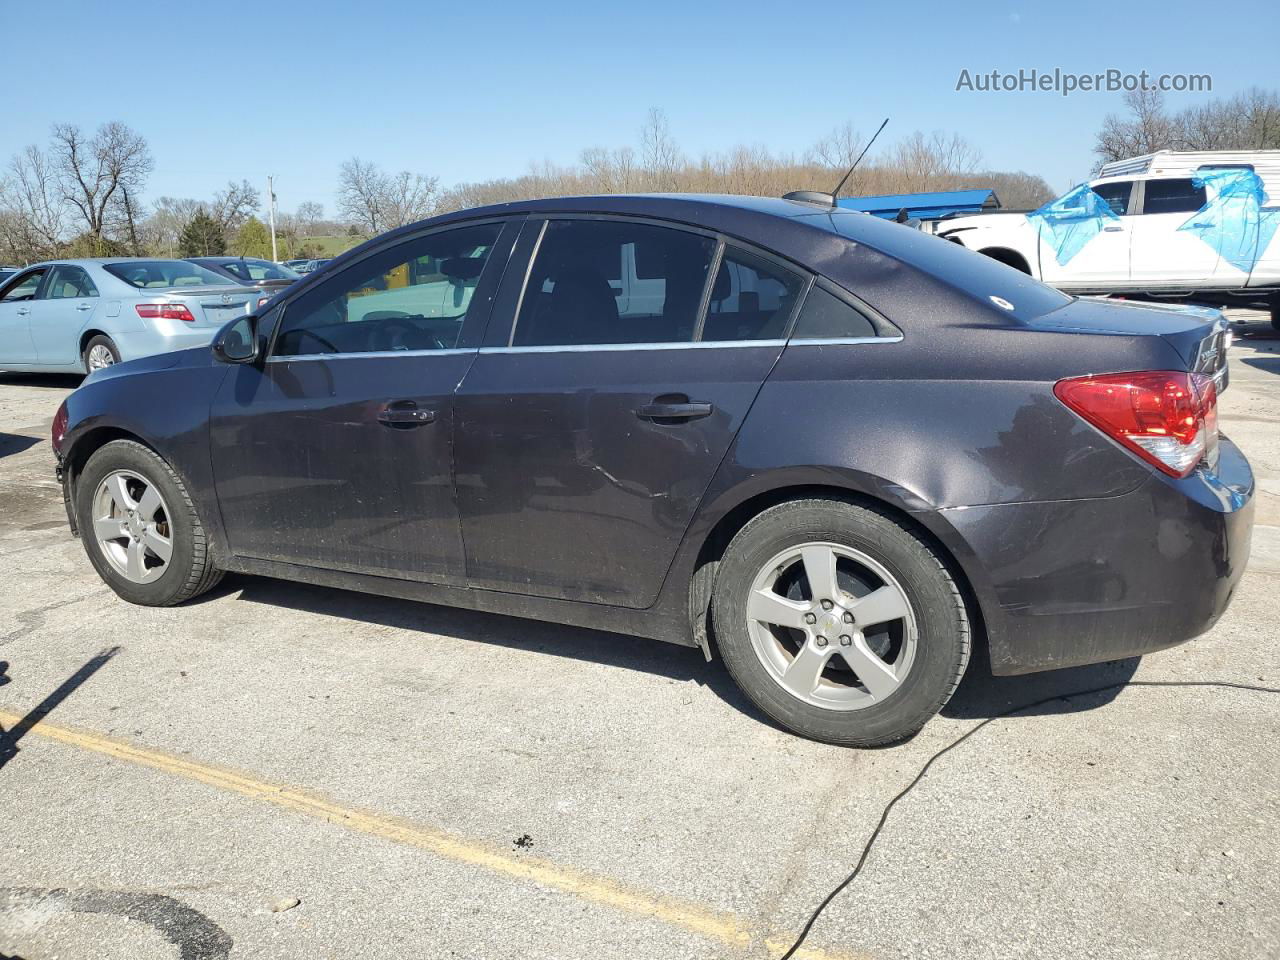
left=0, top=258, right=262, bottom=374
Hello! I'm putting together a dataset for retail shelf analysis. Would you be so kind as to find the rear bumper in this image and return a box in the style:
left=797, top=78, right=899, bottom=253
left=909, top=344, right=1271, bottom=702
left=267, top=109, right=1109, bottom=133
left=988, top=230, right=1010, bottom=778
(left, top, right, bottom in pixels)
left=943, top=436, right=1254, bottom=675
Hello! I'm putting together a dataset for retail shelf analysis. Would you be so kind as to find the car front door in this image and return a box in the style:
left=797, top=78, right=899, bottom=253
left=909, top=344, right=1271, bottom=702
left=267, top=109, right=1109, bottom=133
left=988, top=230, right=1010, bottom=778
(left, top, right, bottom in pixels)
left=207, top=219, right=518, bottom=582
left=1128, top=177, right=1221, bottom=284
left=30, top=264, right=99, bottom=365
left=453, top=216, right=808, bottom=608
left=0, top=268, right=48, bottom=365
left=1038, top=180, right=1134, bottom=287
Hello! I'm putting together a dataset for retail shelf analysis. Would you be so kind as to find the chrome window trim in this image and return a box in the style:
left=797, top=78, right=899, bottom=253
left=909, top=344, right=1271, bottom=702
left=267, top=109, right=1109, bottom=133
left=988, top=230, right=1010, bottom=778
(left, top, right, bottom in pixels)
left=479, top=339, right=789, bottom=355
left=785, top=336, right=903, bottom=346
left=265, top=348, right=477, bottom=363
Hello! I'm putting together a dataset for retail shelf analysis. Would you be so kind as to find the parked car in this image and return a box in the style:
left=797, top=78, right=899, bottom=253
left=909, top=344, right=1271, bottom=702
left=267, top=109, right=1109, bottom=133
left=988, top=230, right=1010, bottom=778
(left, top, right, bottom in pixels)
left=51, top=195, right=1252, bottom=745
left=282, top=259, right=311, bottom=271
left=934, top=150, right=1280, bottom=329
left=0, top=259, right=260, bottom=373
left=0, top=266, right=20, bottom=285
left=186, top=256, right=301, bottom=299
left=294, top=257, right=332, bottom=275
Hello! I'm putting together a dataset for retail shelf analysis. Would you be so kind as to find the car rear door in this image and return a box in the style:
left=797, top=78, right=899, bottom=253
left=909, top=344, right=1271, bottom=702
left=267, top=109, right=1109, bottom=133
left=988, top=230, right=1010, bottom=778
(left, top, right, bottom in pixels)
left=29, top=264, right=100, bottom=365
left=453, top=216, right=808, bottom=608
left=1128, top=177, right=1221, bottom=283
left=207, top=218, right=518, bottom=582
left=0, top=268, right=47, bottom=365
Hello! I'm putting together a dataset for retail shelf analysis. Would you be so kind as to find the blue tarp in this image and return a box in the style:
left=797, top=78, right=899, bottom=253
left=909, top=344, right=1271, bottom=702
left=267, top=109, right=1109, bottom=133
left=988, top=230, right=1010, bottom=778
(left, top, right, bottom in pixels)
left=1179, top=168, right=1280, bottom=272
left=1027, top=183, right=1120, bottom=267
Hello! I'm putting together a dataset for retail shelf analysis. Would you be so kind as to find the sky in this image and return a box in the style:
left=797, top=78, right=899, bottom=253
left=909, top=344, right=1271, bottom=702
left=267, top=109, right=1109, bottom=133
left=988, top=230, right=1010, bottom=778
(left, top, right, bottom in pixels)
left=5, top=0, right=1277, bottom=218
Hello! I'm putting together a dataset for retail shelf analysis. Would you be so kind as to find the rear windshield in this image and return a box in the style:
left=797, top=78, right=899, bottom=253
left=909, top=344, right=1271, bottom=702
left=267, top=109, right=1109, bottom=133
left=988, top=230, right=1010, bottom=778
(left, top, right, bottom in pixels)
left=812, top=211, right=1073, bottom=321
left=219, top=259, right=300, bottom=282
left=105, top=260, right=235, bottom=289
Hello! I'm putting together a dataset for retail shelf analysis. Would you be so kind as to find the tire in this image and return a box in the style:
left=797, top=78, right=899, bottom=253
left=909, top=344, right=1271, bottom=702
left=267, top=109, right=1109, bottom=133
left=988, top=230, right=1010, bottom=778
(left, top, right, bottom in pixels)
left=711, top=498, right=970, bottom=747
left=1270, top=298, right=1280, bottom=333
left=83, top=334, right=121, bottom=373
left=75, top=439, right=223, bottom=606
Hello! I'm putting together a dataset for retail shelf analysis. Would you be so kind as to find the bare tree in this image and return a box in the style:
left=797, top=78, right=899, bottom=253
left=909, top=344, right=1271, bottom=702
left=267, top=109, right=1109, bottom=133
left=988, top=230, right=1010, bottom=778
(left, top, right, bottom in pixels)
left=891, top=131, right=983, bottom=189
left=337, top=157, right=389, bottom=232
left=50, top=121, right=153, bottom=249
left=1093, top=88, right=1175, bottom=166
left=209, top=179, right=260, bottom=231
left=0, top=145, right=66, bottom=262
left=337, top=158, right=436, bottom=233
left=295, top=201, right=324, bottom=236
left=640, top=108, right=682, bottom=190
left=807, top=121, right=865, bottom=169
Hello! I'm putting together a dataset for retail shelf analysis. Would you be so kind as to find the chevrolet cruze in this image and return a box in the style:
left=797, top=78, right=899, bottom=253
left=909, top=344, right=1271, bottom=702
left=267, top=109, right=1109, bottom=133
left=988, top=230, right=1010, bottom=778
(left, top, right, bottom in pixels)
left=51, top=195, right=1253, bottom=745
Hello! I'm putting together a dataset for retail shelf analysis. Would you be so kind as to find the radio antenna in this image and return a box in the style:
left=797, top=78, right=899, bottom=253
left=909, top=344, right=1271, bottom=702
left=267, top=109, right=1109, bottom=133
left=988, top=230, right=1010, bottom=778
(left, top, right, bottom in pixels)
left=831, top=118, right=889, bottom=201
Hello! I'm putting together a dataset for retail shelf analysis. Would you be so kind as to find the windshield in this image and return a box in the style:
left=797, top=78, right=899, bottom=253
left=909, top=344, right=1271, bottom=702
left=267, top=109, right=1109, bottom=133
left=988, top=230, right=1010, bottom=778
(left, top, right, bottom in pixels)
left=812, top=211, right=1073, bottom=321
left=106, top=260, right=235, bottom=289
left=220, top=259, right=300, bottom=282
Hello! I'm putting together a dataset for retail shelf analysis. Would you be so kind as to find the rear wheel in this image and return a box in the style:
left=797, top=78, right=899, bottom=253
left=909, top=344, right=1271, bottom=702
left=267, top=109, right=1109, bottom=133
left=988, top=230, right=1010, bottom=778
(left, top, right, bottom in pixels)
left=711, top=498, right=970, bottom=746
left=75, top=440, right=223, bottom=606
left=83, top=334, right=120, bottom=372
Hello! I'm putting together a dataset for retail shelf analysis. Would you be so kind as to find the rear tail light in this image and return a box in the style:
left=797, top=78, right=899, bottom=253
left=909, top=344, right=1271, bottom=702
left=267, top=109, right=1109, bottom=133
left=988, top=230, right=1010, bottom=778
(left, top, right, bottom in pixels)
left=51, top=400, right=68, bottom=453
left=135, top=302, right=196, bottom=323
left=1054, top=370, right=1218, bottom=478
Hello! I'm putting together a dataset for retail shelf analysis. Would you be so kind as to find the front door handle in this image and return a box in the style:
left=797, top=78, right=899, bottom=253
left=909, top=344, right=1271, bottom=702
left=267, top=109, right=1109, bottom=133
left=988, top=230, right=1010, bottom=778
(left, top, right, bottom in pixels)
left=1102, top=225, right=1124, bottom=232
left=377, top=400, right=436, bottom=428
left=15, top=307, right=29, bottom=316
left=635, top=398, right=713, bottom=423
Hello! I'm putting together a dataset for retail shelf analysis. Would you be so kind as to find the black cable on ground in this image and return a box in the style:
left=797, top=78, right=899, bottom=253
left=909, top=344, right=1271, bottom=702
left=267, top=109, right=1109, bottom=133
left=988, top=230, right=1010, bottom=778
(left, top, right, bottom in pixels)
left=776, top=678, right=1280, bottom=960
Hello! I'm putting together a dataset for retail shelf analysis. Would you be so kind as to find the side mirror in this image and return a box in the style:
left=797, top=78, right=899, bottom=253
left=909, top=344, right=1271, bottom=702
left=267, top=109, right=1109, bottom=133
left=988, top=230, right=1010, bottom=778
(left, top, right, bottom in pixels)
left=212, top=314, right=260, bottom=364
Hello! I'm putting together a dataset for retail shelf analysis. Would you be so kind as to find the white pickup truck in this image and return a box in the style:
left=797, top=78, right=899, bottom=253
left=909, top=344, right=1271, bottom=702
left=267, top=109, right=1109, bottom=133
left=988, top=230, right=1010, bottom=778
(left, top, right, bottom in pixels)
left=932, top=150, right=1280, bottom=329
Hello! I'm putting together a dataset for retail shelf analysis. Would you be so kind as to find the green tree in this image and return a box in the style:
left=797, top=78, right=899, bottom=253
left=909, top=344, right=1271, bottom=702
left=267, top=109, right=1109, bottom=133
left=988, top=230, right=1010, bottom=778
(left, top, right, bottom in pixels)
left=233, top=216, right=272, bottom=258
left=178, top=207, right=225, bottom=257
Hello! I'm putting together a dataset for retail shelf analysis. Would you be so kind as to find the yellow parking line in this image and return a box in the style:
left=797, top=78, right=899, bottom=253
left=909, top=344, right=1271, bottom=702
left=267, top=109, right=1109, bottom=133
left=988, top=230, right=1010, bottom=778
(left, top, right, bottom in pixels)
left=0, top=709, right=859, bottom=960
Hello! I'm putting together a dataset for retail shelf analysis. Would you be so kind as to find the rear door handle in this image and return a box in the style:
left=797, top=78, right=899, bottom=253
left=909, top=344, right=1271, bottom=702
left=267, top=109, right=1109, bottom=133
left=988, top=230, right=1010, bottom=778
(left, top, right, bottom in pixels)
left=76, top=302, right=92, bottom=311
left=377, top=400, right=436, bottom=428
left=635, top=399, right=713, bottom=422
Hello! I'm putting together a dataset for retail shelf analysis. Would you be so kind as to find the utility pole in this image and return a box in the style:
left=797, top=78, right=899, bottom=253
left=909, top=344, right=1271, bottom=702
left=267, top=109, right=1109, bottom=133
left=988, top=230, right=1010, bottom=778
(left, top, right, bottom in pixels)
left=267, top=175, right=278, bottom=262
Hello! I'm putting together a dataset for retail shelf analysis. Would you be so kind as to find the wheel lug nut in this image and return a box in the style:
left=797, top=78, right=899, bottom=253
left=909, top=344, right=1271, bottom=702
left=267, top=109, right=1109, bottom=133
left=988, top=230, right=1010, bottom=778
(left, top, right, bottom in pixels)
left=804, top=613, right=817, bottom=625
left=843, top=612, right=854, bottom=623
left=815, top=636, right=828, bottom=648
left=839, top=634, right=852, bottom=646
left=820, top=599, right=833, bottom=611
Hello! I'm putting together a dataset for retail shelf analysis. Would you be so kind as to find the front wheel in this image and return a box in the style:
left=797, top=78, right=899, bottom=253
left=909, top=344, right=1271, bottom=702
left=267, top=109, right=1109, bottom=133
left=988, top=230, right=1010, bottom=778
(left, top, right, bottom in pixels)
left=712, top=498, right=970, bottom=746
left=75, top=439, right=223, bottom=606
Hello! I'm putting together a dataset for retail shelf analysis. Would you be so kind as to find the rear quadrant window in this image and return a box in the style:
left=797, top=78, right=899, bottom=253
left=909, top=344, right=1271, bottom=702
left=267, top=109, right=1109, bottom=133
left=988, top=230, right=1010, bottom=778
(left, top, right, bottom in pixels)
left=273, top=222, right=502, bottom=357
left=701, top=247, right=806, bottom=342
left=791, top=286, right=878, bottom=340
left=512, top=220, right=715, bottom=347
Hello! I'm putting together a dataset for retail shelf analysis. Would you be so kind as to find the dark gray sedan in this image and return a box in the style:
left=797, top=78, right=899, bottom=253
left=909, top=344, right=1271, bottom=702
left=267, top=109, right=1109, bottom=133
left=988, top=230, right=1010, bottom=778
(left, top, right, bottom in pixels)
left=51, top=194, right=1252, bottom=745
left=186, top=256, right=300, bottom=300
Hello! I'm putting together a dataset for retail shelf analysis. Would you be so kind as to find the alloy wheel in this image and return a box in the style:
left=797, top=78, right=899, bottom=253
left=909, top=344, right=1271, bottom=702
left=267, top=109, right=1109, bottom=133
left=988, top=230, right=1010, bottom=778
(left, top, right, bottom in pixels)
left=745, top=541, right=918, bottom=710
left=92, top=470, right=173, bottom=583
left=87, top=344, right=116, bottom=370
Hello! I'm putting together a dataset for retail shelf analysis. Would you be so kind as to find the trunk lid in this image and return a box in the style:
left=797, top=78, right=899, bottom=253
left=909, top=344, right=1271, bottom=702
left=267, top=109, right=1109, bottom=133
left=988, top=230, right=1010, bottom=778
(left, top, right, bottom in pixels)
left=1030, top=297, right=1229, bottom=393
left=151, top=286, right=259, bottom=327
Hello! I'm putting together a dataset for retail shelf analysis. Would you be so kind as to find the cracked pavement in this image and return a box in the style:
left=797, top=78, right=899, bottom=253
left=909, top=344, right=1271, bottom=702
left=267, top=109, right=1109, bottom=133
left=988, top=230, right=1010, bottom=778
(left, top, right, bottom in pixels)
left=1, top=323, right=1278, bottom=959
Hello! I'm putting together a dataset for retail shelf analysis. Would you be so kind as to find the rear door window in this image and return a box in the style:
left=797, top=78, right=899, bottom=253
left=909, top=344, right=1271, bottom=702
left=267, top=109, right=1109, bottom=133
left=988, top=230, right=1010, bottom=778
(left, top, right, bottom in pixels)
left=701, top=247, right=806, bottom=342
left=512, top=219, right=716, bottom=346
left=1142, top=179, right=1207, bottom=215
left=46, top=265, right=99, bottom=299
